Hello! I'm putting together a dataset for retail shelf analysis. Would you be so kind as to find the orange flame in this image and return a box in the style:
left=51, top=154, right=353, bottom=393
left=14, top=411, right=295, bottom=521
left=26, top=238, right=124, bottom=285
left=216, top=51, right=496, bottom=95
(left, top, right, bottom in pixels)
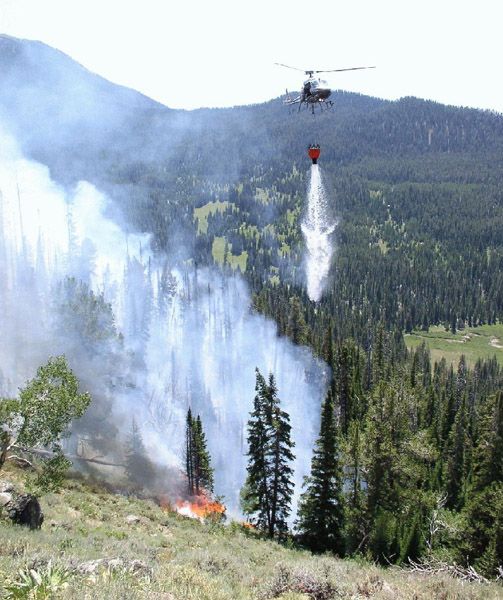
left=175, top=495, right=226, bottom=521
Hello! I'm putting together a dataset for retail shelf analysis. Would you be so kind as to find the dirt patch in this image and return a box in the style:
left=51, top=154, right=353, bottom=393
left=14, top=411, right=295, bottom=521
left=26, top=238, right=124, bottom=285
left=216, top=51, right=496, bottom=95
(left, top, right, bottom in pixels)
left=489, top=337, right=503, bottom=349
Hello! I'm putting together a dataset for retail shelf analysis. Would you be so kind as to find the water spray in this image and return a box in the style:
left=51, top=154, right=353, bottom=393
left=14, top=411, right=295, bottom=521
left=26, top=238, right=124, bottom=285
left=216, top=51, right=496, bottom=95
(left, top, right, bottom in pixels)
left=301, top=145, right=336, bottom=303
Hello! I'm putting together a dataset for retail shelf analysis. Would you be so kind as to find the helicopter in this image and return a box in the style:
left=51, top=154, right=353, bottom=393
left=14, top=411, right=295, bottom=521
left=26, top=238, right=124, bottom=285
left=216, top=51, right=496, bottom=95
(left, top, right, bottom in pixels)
left=275, top=63, right=376, bottom=114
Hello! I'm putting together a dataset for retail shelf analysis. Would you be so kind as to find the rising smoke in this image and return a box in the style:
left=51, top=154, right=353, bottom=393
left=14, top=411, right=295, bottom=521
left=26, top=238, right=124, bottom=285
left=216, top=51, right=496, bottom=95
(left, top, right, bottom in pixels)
left=0, top=123, right=329, bottom=514
left=301, top=164, right=336, bottom=302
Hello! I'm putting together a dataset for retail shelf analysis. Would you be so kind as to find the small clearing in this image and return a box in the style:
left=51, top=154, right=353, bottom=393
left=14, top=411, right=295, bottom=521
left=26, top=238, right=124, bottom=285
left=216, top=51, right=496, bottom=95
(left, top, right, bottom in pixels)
left=405, top=323, right=503, bottom=366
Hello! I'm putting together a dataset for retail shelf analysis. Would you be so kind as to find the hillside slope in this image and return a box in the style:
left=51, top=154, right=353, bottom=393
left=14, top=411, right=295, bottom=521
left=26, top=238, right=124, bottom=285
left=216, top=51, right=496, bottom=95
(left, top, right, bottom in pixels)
left=1, top=466, right=501, bottom=599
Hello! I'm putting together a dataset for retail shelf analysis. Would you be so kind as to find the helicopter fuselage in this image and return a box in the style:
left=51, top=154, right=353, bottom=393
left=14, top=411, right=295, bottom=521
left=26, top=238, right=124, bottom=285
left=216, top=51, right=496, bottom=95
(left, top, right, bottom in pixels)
left=277, top=62, right=374, bottom=114
left=302, top=77, right=331, bottom=104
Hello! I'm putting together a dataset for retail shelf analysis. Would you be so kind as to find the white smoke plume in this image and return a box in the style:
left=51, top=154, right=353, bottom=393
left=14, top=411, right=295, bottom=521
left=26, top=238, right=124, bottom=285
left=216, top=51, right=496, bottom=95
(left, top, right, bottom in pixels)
left=301, top=164, right=336, bottom=302
left=0, top=123, right=329, bottom=514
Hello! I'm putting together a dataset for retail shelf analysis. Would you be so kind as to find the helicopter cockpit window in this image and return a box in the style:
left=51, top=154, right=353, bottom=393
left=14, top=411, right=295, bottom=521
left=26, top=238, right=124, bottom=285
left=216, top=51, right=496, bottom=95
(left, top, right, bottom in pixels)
left=310, top=79, right=320, bottom=90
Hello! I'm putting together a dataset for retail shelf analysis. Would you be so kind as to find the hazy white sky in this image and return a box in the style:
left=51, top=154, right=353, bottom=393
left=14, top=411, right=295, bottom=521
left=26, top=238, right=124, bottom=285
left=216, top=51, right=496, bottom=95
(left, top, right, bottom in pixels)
left=1, top=0, right=502, bottom=112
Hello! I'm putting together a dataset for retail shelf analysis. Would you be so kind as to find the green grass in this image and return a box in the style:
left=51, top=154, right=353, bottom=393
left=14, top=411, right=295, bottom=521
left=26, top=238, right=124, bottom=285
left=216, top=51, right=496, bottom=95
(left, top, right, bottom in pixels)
left=212, top=237, right=248, bottom=272
left=193, top=201, right=231, bottom=234
left=405, top=323, right=503, bottom=367
left=1, top=465, right=502, bottom=599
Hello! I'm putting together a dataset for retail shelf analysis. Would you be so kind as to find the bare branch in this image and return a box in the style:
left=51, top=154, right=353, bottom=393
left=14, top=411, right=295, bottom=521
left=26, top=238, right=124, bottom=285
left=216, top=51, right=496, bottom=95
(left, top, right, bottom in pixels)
left=405, top=557, right=492, bottom=584
left=6, top=455, right=34, bottom=469
left=10, top=445, right=125, bottom=468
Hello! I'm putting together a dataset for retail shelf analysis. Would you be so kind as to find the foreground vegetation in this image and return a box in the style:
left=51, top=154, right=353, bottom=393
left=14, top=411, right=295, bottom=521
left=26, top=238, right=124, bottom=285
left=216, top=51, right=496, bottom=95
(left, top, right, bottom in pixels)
left=1, top=465, right=502, bottom=600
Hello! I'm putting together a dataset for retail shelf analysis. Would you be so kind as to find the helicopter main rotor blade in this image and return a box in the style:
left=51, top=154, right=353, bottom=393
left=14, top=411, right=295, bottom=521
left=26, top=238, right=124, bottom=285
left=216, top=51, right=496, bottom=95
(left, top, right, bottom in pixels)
left=274, top=62, right=307, bottom=72
left=314, top=66, right=376, bottom=73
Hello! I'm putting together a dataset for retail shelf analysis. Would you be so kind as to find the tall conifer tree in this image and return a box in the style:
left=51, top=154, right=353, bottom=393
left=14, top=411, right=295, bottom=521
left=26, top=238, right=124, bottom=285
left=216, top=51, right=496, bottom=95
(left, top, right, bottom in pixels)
left=445, top=393, right=470, bottom=509
left=125, top=418, right=156, bottom=488
left=266, top=373, right=295, bottom=537
left=241, top=370, right=270, bottom=529
left=185, top=409, right=214, bottom=496
left=242, top=368, right=295, bottom=538
left=344, top=419, right=366, bottom=554
left=296, top=388, right=345, bottom=554
left=193, top=414, right=214, bottom=494
left=185, top=408, right=195, bottom=495
left=472, top=391, right=503, bottom=492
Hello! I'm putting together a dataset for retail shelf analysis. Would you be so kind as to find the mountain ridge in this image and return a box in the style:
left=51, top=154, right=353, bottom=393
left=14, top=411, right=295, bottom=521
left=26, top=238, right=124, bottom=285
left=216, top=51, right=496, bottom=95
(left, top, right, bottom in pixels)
left=2, top=33, right=502, bottom=173
left=1, top=34, right=503, bottom=339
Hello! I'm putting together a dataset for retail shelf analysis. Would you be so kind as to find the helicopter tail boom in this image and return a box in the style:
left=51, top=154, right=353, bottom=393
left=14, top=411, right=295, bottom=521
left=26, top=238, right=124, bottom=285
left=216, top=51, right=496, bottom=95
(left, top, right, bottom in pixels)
left=284, top=89, right=301, bottom=105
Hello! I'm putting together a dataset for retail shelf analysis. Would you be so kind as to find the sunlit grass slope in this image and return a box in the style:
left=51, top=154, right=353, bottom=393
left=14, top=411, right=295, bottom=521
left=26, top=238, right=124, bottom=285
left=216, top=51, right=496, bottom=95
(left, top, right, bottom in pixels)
left=1, top=466, right=502, bottom=599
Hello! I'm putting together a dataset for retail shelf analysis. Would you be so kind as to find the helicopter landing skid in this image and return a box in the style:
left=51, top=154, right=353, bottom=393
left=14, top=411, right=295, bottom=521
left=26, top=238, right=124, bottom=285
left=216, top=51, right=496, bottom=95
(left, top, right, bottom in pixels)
left=288, top=100, right=333, bottom=115
left=310, top=100, right=333, bottom=115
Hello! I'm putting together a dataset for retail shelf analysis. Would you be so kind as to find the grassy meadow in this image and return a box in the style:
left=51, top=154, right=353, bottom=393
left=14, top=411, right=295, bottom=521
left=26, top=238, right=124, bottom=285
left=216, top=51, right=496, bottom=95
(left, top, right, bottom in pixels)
left=404, top=323, right=503, bottom=367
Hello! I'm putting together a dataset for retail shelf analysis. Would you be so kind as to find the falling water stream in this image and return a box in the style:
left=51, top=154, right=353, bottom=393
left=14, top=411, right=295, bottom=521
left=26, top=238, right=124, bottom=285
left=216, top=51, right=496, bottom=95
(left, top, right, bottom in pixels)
left=301, top=164, right=336, bottom=302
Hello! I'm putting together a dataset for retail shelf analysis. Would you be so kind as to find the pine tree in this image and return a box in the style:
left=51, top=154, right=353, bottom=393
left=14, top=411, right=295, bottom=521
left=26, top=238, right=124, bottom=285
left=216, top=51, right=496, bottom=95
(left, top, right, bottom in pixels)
left=185, top=408, right=195, bottom=495
left=241, top=370, right=270, bottom=530
left=344, top=419, right=366, bottom=554
left=193, top=414, right=214, bottom=494
left=371, top=324, right=387, bottom=385
left=399, top=511, right=424, bottom=563
left=286, top=296, right=308, bottom=346
left=365, top=382, right=395, bottom=519
left=445, top=393, right=470, bottom=509
left=474, top=533, right=502, bottom=579
left=296, top=389, right=345, bottom=554
left=439, top=366, right=456, bottom=446
left=334, top=342, right=355, bottom=434
left=321, top=325, right=335, bottom=366
left=185, top=409, right=214, bottom=496
left=455, top=355, right=468, bottom=411
left=242, top=369, right=295, bottom=538
left=472, top=391, right=503, bottom=492
left=464, top=482, right=503, bottom=578
left=266, top=373, right=295, bottom=537
left=125, top=418, right=155, bottom=488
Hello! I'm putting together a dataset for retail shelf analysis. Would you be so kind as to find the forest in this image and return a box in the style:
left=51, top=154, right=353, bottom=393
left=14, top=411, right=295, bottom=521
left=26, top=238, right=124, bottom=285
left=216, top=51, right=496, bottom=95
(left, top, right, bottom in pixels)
left=236, top=332, right=503, bottom=576
left=0, top=34, right=502, bottom=580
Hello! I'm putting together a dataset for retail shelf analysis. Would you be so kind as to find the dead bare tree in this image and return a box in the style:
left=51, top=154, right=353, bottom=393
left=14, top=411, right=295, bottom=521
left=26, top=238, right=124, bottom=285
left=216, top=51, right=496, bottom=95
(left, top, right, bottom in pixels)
left=425, top=492, right=448, bottom=551
left=406, top=557, right=493, bottom=584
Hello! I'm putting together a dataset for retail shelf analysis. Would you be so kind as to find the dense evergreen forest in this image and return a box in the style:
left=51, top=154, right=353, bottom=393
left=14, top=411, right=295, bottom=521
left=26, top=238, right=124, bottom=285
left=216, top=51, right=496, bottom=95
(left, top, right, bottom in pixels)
left=296, top=329, right=503, bottom=576
left=1, top=35, right=502, bottom=575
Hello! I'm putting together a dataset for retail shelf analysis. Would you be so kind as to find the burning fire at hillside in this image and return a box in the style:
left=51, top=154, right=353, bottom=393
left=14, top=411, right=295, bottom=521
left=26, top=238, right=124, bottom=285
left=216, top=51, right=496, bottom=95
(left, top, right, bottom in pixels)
left=174, top=495, right=226, bottom=522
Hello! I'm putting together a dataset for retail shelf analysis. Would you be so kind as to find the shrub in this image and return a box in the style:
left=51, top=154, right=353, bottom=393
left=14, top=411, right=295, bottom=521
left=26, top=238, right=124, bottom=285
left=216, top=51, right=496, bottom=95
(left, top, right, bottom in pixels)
left=4, top=561, right=71, bottom=599
left=259, top=563, right=338, bottom=600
